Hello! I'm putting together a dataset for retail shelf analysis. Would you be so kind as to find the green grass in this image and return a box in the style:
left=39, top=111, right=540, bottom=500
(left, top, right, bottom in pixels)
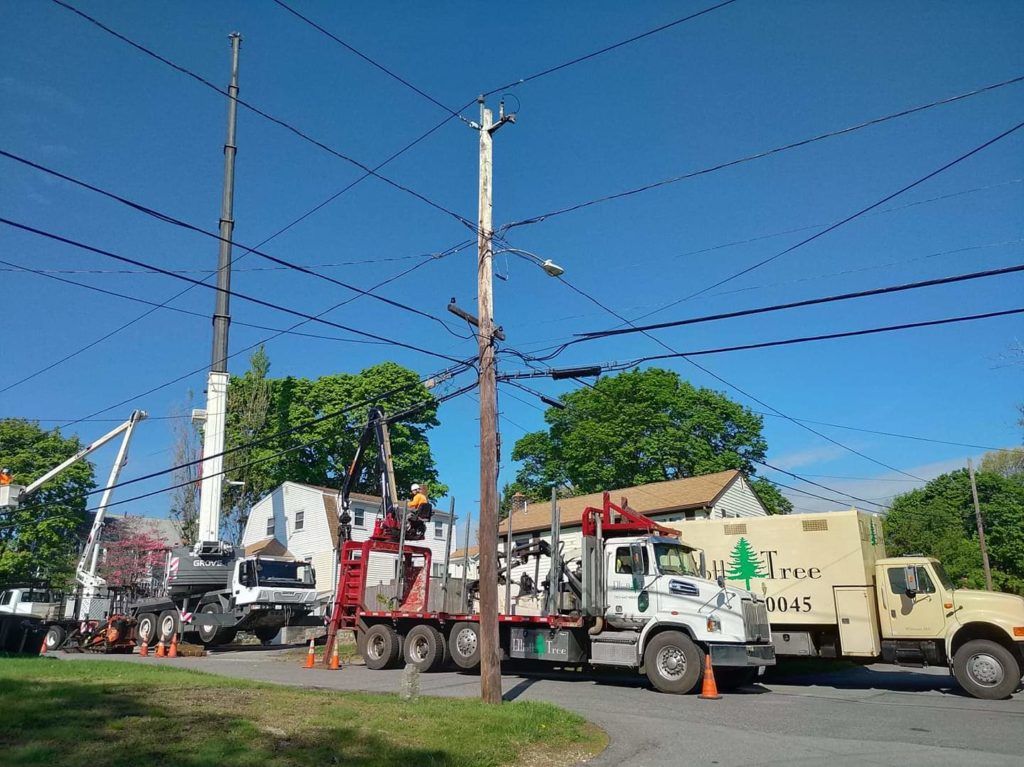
left=0, top=658, right=605, bottom=767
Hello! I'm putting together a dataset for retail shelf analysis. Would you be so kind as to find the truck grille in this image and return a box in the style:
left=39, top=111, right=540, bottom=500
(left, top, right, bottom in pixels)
left=742, top=600, right=770, bottom=642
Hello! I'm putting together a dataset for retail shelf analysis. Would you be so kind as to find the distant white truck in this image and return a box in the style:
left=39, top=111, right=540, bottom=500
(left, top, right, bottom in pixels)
left=670, top=510, right=1024, bottom=699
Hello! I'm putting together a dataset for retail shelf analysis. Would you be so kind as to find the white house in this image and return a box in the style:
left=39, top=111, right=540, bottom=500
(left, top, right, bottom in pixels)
left=240, top=482, right=457, bottom=603
left=492, top=470, right=769, bottom=596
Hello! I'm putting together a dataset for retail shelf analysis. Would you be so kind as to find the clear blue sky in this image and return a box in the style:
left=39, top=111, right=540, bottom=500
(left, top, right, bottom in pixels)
left=2, top=1, right=1022, bottom=535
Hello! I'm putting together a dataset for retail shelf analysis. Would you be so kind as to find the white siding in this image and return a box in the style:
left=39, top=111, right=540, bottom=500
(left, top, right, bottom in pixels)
left=242, top=483, right=457, bottom=602
left=711, top=476, right=767, bottom=519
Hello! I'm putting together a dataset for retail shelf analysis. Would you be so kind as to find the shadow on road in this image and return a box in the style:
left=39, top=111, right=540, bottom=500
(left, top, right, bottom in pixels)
left=767, top=664, right=973, bottom=696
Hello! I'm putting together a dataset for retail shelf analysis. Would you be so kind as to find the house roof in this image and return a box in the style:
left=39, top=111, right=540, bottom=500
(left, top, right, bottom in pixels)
left=244, top=537, right=292, bottom=557
left=498, top=470, right=744, bottom=535
left=451, top=545, right=479, bottom=560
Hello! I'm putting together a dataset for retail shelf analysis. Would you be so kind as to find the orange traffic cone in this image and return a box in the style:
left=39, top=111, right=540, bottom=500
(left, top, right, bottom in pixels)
left=698, top=654, right=721, bottom=700
left=139, top=638, right=149, bottom=657
left=328, top=642, right=340, bottom=670
left=39, top=635, right=48, bottom=655
left=304, top=637, right=316, bottom=669
left=155, top=639, right=166, bottom=658
left=169, top=633, right=179, bottom=659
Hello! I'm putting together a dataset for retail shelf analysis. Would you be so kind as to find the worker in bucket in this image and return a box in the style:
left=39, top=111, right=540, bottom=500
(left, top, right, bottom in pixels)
left=405, top=483, right=433, bottom=539
left=409, top=483, right=429, bottom=513
left=0, top=468, right=12, bottom=486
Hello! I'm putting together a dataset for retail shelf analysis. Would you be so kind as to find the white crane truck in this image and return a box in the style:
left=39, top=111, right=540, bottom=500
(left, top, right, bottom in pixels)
left=672, top=510, right=1024, bottom=699
left=322, top=409, right=774, bottom=694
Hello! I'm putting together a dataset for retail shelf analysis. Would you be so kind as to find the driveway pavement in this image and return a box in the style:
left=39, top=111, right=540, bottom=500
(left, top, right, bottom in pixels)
left=63, top=649, right=1024, bottom=766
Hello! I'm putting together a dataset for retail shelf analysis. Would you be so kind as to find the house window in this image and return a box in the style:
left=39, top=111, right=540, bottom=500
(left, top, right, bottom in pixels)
left=266, top=517, right=275, bottom=536
left=353, top=508, right=364, bottom=527
left=295, top=510, right=304, bottom=531
left=432, top=563, right=445, bottom=577
left=434, top=519, right=444, bottom=539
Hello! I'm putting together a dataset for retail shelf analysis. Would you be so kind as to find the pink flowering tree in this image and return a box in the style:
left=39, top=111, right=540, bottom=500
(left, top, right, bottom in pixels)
left=100, top=521, right=167, bottom=596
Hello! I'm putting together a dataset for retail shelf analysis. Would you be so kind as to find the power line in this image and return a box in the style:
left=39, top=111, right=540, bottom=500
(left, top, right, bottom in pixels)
left=7, top=377, right=480, bottom=525
left=753, top=411, right=1007, bottom=452
left=271, top=0, right=474, bottom=124
left=612, top=306, right=1024, bottom=362
left=501, top=250, right=928, bottom=482
left=49, top=0, right=477, bottom=232
left=480, top=0, right=740, bottom=97
left=0, top=149, right=470, bottom=340
left=668, top=178, right=1024, bottom=264
left=10, top=359, right=475, bottom=516
left=502, top=75, right=1024, bottom=232
left=627, top=118, right=1024, bottom=318
left=577, top=261, right=1024, bottom=340
left=10, top=241, right=473, bottom=445
left=0, top=216, right=470, bottom=365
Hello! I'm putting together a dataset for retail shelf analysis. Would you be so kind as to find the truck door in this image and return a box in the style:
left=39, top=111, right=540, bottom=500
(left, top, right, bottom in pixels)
left=605, top=544, right=651, bottom=628
left=880, top=565, right=945, bottom=638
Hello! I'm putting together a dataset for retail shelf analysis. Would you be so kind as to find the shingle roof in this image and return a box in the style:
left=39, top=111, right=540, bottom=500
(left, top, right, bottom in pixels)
left=451, top=545, right=479, bottom=560
left=244, top=536, right=292, bottom=557
left=498, top=470, right=743, bottom=535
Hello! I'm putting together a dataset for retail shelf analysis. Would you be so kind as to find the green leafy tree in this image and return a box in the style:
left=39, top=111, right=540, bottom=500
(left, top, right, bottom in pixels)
left=510, top=368, right=791, bottom=513
left=222, top=357, right=447, bottom=527
left=0, top=420, right=96, bottom=585
left=980, top=447, right=1024, bottom=479
left=726, top=537, right=767, bottom=589
left=885, top=469, right=1024, bottom=594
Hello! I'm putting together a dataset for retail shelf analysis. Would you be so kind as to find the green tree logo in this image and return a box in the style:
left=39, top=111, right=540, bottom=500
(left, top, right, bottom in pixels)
left=726, top=537, right=767, bottom=589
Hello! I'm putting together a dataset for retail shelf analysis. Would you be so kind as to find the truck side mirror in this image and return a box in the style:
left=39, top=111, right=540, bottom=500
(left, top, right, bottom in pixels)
left=698, top=551, right=708, bottom=579
left=629, top=543, right=645, bottom=592
left=903, top=565, right=919, bottom=596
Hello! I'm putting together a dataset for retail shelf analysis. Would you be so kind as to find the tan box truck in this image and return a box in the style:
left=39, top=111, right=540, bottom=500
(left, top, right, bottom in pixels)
left=668, top=510, right=1024, bottom=699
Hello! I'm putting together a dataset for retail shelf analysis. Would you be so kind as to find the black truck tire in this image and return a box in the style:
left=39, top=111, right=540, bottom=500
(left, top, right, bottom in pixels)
left=157, top=610, right=180, bottom=643
left=448, top=622, right=481, bottom=671
left=136, top=613, right=158, bottom=646
left=45, top=624, right=66, bottom=651
left=361, top=623, right=402, bottom=670
left=643, top=631, right=703, bottom=694
left=403, top=624, right=448, bottom=672
left=953, top=639, right=1022, bottom=700
left=196, top=603, right=236, bottom=647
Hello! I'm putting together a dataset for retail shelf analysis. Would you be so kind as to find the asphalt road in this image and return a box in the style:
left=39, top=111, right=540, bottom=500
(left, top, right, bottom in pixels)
left=62, top=649, right=1024, bottom=766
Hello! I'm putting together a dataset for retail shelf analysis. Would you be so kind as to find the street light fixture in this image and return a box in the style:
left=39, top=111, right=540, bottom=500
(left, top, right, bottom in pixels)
left=494, top=247, right=565, bottom=279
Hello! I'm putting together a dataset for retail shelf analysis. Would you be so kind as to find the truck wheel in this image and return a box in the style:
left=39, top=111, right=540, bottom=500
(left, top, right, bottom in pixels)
left=45, top=625, right=67, bottom=651
left=362, top=623, right=402, bottom=670
left=158, top=610, right=180, bottom=643
left=449, top=622, right=481, bottom=671
left=403, top=625, right=448, bottom=672
left=136, top=613, right=158, bottom=646
left=196, top=603, right=235, bottom=646
left=643, top=631, right=703, bottom=694
left=953, top=639, right=1022, bottom=700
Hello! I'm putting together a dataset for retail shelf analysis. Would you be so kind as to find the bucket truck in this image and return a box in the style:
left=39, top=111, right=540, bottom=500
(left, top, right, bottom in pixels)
left=0, top=410, right=147, bottom=651
left=323, top=409, right=773, bottom=694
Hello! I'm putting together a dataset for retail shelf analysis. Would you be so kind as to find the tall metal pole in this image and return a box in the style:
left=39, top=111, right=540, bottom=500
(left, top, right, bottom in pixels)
left=197, top=32, right=242, bottom=546
left=967, top=459, right=993, bottom=591
left=461, top=511, right=472, bottom=612
left=476, top=96, right=502, bottom=704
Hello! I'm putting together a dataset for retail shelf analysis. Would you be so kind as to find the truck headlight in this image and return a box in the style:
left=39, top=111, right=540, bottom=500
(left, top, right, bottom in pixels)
left=706, top=616, right=722, bottom=633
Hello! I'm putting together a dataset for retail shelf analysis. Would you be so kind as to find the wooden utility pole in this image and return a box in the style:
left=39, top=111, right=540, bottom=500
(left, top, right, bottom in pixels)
left=476, top=96, right=502, bottom=704
left=967, top=459, right=993, bottom=591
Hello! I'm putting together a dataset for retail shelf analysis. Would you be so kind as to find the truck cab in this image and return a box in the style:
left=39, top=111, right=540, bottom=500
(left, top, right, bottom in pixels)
left=0, top=587, right=64, bottom=620
left=231, top=556, right=317, bottom=607
left=876, top=556, right=1024, bottom=699
left=596, top=534, right=773, bottom=689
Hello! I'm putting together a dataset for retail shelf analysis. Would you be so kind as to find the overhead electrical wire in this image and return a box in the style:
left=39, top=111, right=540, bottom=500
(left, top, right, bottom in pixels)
left=6, top=376, right=481, bottom=526
left=0, top=216, right=469, bottom=365
left=501, top=74, right=1024, bottom=232
left=0, top=149, right=470, bottom=340
left=50, top=0, right=479, bottom=233
left=576, top=261, right=1024, bottom=340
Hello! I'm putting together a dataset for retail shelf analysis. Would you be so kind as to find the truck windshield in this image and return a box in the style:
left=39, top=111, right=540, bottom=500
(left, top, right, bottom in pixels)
left=255, top=561, right=314, bottom=587
left=653, top=543, right=697, bottom=576
left=931, top=562, right=955, bottom=590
